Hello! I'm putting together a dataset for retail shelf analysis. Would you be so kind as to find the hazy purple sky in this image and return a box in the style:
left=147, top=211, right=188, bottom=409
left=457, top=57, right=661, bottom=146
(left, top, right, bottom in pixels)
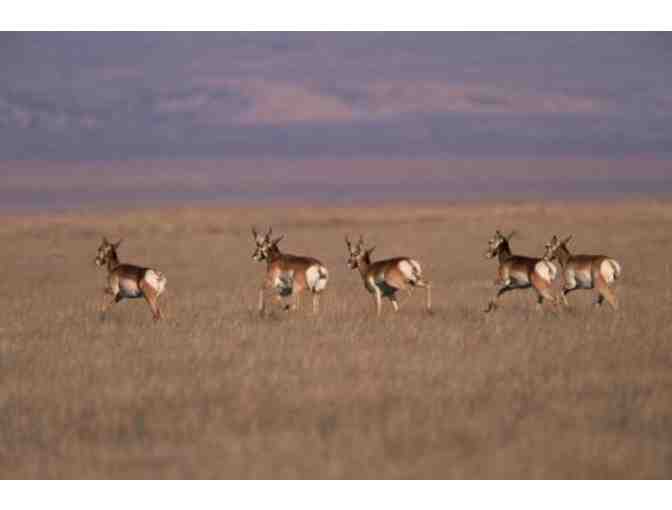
left=1, top=32, right=671, bottom=160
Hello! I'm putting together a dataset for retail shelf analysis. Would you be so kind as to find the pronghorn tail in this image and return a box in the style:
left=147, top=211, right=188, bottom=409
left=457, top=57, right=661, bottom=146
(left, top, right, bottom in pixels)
left=600, top=258, right=622, bottom=284
left=607, top=259, right=622, bottom=280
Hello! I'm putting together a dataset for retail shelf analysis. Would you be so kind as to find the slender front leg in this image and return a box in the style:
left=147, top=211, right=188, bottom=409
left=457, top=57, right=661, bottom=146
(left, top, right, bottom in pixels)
left=485, top=285, right=514, bottom=313
left=99, top=289, right=118, bottom=318
left=562, top=286, right=579, bottom=306
left=258, top=288, right=266, bottom=314
left=415, top=279, right=432, bottom=312
left=312, top=293, right=320, bottom=314
left=374, top=288, right=382, bottom=317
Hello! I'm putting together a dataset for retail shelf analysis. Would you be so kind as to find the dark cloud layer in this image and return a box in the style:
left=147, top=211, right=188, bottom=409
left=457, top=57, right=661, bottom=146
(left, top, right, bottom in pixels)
left=1, top=32, right=671, bottom=159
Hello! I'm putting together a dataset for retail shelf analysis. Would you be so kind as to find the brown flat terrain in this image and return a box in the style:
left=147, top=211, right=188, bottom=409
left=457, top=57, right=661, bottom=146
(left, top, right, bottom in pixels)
left=1, top=200, right=671, bottom=478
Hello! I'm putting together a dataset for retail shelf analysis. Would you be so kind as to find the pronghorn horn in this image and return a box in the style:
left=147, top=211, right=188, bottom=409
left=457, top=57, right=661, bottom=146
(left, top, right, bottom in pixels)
left=367, top=246, right=376, bottom=255
left=266, top=226, right=273, bottom=239
left=358, top=234, right=364, bottom=248
left=102, top=236, right=109, bottom=244
left=563, top=234, right=573, bottom=245
left=251, top=226, right=258, bottom=239
left=506, top=230, right=516, bottom=241
left=272, top=235, right=284, bottom=245
left=114, top=239, right=122, bottom=248
left=345, top=234, right=351, bottom=247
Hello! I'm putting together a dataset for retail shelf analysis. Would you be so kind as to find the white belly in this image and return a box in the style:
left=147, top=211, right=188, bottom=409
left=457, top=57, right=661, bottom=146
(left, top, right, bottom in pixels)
left=508, top=270, right=531, bottom=287
left=566, top=268, right=592, bottom=289
left=273, top=270, right=294, bottom=296
left=119, top=279, right=143, bottom=298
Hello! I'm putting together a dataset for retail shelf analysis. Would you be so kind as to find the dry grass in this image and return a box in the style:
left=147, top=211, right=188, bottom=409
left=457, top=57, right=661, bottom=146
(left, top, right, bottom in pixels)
left=1, top=199, right=672, bottom=479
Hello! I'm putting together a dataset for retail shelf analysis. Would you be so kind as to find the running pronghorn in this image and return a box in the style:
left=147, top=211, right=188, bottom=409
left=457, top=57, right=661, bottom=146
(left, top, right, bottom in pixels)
left=345, top=235, right=432, bottom=316
left=484, top=230, right=558, bottom=312
left=543, top=234, right=622, bottom=310
left=251, top=227, right=329, bottom=314
left=94, top=237, right=167, bottom=321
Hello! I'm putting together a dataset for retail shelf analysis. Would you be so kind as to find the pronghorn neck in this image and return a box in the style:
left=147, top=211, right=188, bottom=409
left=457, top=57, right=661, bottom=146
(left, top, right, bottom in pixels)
left=357, top=253, right=372, bottom=279
left=556, top=244, right=572, bottom=267
left=106, top=250, right=120, bottom=272
left=265, top=244, right=283, bottom=266
left=497, top=240, right=513, bottom=264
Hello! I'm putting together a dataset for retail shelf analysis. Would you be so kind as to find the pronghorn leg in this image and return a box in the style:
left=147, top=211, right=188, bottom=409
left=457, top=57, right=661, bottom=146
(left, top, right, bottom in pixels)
left=284, top=292, right=300, bottom=312
left=538, top=288, right=558, bottom=309
left=258, top=288, right=266, bottom=314
left=531, top=272, right=558, bottom=311
left=391, top=296, right=400, bottom=312
left=562, top=286, right=579, bottom=306
left=595, top=277, right=619, bottom=310
left=414, top=279, right=432, bottom=312
left=534, top=290, right=557, bottom=311
left=374, top=288, right=383, bottom=317
left=594, top=294, right=605, bottom=307
left=140, top=281, right=161, bottom=321
left=99, top=290, right=118, bottom=318
left=485, top=285, right=514, bottom=312
left=312, top=292, right=320, bottom=314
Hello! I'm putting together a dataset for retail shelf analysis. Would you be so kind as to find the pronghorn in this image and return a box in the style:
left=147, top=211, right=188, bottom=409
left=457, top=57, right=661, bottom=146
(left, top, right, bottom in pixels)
left=484, top=230, right=558, bottom=312
left=94, top=237, right=167, bottom=320
left=251, top=227, right=329, bottom=314
left=543, top=234, right=622, bottom=309
left=345, top=235, right=431, bottom=316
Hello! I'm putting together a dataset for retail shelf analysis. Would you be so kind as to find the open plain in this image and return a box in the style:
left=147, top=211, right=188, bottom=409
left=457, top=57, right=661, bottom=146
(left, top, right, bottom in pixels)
left=1, top=199, right=672, bottom=478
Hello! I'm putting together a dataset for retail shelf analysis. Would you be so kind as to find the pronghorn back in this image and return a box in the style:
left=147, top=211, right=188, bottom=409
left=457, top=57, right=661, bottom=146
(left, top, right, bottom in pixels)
left=94, top=238, right=167, bottom=320
left=544, top=234, right=622, bottom=309
left=484, top=230, right=558, bottom=312
left=346, top=235, right=431, bottom=315
left=252, top=226, right=329, bottom=314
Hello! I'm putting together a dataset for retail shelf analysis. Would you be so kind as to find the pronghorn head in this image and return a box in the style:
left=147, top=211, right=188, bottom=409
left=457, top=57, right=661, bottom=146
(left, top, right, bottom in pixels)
left=544, top=234, right=573, bottom=261
left=485, top=230, right=514, bottom=258
left=251, top=226, right=284, bottom=262
left=346, top=234, right=374, bottom=269
left=95, top=237, right=122, bottom=267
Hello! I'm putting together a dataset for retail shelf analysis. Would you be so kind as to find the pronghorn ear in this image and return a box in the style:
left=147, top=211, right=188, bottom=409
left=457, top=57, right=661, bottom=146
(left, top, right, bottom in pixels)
left=266, top=226, right=273, bottom=240
left=102, top=236, right=109, bottom=245
left=506, top=230, right=516, bottom=241
left=563, top=235, right=573, bottom=245
left=345, top=235, right=351, bottom=248
left=251, top=226, right=258, bottom=239
left=358, top=235, right=364, bottom=248
left=272, top=235, right=284, bottom=246
left=551, top=235, right=558, bottom=244
left=366, top=246, right=376, bottom=256
left=113, top=239, right=122, bottom=248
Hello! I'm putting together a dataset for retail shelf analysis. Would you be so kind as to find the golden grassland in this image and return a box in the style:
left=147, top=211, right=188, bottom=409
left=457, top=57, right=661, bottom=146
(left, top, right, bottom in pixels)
left=1, top=199, right=672, bottom=478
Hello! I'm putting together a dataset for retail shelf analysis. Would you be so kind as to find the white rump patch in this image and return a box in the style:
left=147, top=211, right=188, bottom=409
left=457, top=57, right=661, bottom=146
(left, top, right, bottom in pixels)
left=144, top=269, right=167, bottom=296
left=399, top=259, right=421, bottom=282
left=534, top=260, right=557, bottom=283
left=306, top=265, right=328, bottom=293
left=601, top=259, right=621, bottom=284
